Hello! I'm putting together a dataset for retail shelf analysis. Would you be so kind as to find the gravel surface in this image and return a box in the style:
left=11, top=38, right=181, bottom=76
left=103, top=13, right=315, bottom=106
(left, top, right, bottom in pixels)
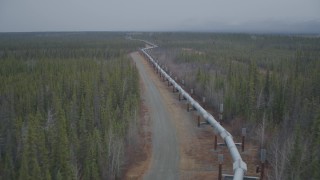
left=130, top=52, right=259, bottom=179
left=131, top=52, right=180, bottom=180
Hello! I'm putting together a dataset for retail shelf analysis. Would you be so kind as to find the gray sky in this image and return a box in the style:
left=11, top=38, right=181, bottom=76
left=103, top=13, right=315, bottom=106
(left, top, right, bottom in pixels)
left=1, top=0, right=320, bottom=33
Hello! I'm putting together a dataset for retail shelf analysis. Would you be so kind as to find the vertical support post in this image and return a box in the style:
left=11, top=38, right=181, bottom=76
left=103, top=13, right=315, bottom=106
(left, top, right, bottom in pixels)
left=179, top=93, right=181, bottom=101
left=218, top=154, right=224, bottom=180
left=197, top=115, right=200, bottom=127
left=187, top=103, right=190, bottom=112
left=242, top=136, right=245, bottom=152
left=219, top=103, right=223, bottom=124
left=172, top=86, right=175, bottom=92
left=218, top=164, right=222, bottom=180
left=242, top=128, right=246, bottom=152
left=260, top=163, right=265, bottom=180
left=260, top=149, right=266, bottom=180
left=214, top=135, right=217, bottom=150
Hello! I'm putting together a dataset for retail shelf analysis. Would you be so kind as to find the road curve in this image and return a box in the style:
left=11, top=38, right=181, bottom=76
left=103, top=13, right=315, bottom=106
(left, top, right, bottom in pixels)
left=130, top=52, right=180, bottom=180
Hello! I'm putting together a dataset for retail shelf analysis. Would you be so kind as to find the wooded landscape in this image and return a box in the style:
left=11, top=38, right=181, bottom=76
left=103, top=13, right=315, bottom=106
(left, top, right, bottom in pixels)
left=141, top=32, right=320, bottom=179
left=1, top=32, right=319, bottom=180
left=0, top=32, right=142, bottom=179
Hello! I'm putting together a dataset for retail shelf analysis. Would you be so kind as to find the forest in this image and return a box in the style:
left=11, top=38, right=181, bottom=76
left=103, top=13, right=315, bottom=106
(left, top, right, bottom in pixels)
left=140, top=32, right=320, bottom=179
left=1, top=31, right=319, bottom=179
left=0, top=32, right=143, bottom=179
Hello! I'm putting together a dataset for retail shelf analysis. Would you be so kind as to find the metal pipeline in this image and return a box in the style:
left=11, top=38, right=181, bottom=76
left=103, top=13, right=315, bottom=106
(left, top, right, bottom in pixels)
left=140, top=42, right=247, bottom=180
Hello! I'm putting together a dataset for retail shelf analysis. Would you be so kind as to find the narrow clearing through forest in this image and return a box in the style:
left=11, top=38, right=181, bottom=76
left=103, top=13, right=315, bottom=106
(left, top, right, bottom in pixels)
left=127, top=52, right=258, bottom=180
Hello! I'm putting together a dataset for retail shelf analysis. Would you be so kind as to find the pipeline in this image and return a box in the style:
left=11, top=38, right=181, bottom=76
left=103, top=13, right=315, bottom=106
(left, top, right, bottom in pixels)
left=139, top=41, right=247, bottom=180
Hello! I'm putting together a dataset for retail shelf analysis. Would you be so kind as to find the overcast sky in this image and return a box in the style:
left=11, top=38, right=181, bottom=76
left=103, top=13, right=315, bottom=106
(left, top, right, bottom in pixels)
left=1, top=0, right=320, bottom=33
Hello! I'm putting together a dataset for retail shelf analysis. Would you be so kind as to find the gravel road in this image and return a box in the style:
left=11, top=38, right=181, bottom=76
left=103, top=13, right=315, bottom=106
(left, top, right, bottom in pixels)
left=129, top=51, right=259, bottom=180
left=131, top=52, right=180, bottom=180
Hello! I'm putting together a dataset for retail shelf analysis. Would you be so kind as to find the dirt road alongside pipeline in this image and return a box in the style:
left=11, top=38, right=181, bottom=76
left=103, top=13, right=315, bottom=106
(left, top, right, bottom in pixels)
left=131, top=52, right=180, bottom=180
left=128, top=52, right=259, bottom=180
